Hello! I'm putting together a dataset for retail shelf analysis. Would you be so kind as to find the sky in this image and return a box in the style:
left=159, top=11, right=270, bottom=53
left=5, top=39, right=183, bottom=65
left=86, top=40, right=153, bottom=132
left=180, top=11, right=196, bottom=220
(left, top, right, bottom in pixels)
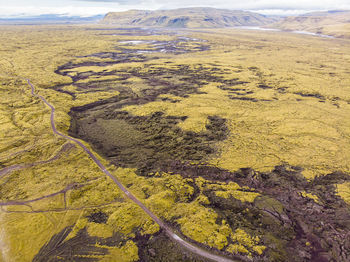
left=0, top=0, right=349, bottom=18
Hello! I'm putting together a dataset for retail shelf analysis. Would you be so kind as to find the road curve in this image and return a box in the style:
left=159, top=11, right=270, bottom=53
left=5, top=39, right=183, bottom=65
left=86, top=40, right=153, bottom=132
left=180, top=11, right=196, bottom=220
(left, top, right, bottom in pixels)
left=26, top=79, right=238, bottom=262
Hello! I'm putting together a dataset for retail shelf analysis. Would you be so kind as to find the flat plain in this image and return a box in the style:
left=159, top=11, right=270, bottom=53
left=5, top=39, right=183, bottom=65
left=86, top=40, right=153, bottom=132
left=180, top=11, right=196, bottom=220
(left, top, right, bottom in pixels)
left=1, top=24, right=350, bottom=262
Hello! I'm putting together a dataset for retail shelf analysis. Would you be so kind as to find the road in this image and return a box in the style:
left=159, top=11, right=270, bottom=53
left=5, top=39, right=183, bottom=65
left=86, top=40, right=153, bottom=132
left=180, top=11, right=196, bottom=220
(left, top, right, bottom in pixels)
left=26, top=79, right=238, bottom=262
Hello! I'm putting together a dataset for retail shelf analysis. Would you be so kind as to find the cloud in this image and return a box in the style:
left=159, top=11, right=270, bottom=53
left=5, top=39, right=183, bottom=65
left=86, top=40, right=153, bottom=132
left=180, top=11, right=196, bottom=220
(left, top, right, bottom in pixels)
left=154, top=0, right=350, bottom=11
left=0, top=0, right=349, bottom=17
left=75, top=0, right=350, bottom=11
left=0, top=5, right=122, bottom=17
left=0, top=0, right=156, bottom=17
left=75, top=0, right=141, bottom=3
left=251, top=9, right=320, bottom=16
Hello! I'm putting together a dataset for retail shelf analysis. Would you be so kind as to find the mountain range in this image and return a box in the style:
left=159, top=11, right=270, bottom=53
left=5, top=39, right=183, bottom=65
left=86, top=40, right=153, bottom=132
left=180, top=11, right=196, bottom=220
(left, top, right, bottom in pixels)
left=1, top=8, right=349, bottom=39
left=102, top=7, right=279, bottom=28
left=270, top=10, right=350, bottom=38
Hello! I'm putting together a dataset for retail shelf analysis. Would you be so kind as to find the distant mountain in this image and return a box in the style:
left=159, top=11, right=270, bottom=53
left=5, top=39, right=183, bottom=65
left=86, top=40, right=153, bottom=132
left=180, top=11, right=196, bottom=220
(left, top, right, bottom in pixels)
left=102, top=8, right=279, bottom=28
left=270, top=10, right=350, bottom=38
left=0, top=14, right=104, bottom=25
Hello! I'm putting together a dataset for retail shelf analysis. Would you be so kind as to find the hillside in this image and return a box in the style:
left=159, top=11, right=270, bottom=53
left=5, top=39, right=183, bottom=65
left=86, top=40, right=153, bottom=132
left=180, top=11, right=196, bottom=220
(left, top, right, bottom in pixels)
left=271, top=10, right=350, bottom=38
left=102, top=7, right=278, bottom=28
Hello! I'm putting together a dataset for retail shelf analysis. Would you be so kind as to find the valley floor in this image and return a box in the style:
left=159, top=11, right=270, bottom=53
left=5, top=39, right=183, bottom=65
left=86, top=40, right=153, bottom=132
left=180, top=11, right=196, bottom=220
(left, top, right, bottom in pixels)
left=0, top=25, right=350, bottom=262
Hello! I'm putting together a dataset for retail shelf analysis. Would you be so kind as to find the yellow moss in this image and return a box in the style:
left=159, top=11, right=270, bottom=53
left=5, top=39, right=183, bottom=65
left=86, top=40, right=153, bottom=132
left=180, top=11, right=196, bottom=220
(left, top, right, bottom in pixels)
left=227, top=228, right=266, bottom=256
left=227, top=244, right=249, bottom=254
left=107, top=202, right=154, bottom=236
left=145, top=190, right=176, bottom=218
left=67, top=217, right=89, bottom=240
left=0, top=210, right=82, bottom=262
left=141, top=219, right=160, bottom=236
left=197, top=194, right=210, bottom=205
left=122, top=31, right=350, bottom=176
left=175, top=204, right=230, bottom=250
left=100, top=241, right=139, bottom=262
left=87, top=223, right=114, bottom=238
left=2, top=25, right=350, bottom=261
left=231, top=229, right=256, bottom=248
left=253, top=245, right=266, bottom=255
left=336, top=182, right=350, bottom=205
left=68, top=179, right=122, bottom=207
left=219, top=220, right=232, bottom=236
left=204, top=181, right=260, bottom=203
left=300, top=191, right=320, bottom=203
left=215, top=188, right=259, bottom=203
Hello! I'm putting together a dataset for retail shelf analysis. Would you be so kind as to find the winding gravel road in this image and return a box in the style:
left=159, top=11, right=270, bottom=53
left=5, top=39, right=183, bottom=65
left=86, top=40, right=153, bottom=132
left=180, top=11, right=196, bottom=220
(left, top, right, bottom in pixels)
left=26, top=79, right=237, bottom=262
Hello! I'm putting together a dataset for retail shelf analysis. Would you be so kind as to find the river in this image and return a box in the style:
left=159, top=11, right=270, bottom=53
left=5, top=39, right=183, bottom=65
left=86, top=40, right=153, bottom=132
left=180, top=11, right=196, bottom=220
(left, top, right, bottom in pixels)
left=236, top=26, right=335, bottom=39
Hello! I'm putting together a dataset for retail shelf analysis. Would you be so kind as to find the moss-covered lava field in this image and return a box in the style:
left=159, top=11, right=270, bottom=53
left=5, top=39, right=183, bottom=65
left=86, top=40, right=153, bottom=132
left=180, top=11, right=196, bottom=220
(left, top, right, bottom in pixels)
left=1, top=25, right=350, bottom=262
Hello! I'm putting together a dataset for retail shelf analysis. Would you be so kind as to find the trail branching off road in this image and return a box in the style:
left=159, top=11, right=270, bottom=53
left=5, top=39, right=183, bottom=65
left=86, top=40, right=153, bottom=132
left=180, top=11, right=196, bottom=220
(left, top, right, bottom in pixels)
left=0, top=178, right=113, bottom=214
left=25, top=79, right=238, bottom=262
left=0, top=143, right=74, bottom=179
